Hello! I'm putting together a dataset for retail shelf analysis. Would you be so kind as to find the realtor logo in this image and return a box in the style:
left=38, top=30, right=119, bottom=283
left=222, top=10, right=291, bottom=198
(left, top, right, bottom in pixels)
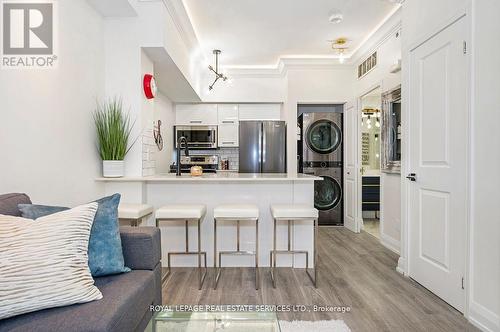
left=1, top=0, right=57, bottom=68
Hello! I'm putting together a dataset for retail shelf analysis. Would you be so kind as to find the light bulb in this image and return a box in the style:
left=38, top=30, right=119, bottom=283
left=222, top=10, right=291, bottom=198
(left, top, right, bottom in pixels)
left=366, top=117, right=371, bottom=125
left=339, top=54, right=345, bottom=64
left=375, top=120, right=380, bottom=128
left=367, top=124, right=372, bottom=129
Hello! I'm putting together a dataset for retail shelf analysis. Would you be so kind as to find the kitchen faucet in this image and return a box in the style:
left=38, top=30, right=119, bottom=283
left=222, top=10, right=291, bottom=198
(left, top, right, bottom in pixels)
left=176, top=136, right=189, bottom=176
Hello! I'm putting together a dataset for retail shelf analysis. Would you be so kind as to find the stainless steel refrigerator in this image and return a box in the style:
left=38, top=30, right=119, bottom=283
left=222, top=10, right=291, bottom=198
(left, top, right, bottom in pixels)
left=239, top=121, right=287, bottom=173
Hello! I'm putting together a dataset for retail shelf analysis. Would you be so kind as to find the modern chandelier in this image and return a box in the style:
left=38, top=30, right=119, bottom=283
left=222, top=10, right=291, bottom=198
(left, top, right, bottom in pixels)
left=208, top=49, right=228, bottom=91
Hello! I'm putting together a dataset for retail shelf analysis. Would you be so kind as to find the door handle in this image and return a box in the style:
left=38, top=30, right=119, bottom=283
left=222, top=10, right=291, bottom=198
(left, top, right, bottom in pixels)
left=406, top=173, right=417, bottom=181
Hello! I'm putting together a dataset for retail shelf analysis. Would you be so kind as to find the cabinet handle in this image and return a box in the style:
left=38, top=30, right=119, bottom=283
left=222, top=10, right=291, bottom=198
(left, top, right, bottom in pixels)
left=190, top=120, right=202, bottom=124
left=222, top=141, right=235, bottom=145
left=222, top=120, right=235, bottom=124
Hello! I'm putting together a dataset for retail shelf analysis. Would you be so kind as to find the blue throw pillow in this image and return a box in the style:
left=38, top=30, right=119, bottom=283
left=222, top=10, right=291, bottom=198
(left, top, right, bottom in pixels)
left=18, top=194, right=130, bottom=277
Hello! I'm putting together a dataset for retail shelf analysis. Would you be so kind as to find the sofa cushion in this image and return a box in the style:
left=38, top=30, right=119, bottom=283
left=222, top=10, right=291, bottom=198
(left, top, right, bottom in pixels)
left=18, top=194, right=130, bottom=277
left=0, top=193, right=31, bottom=216
left=0, top=270, right=156, bottom=332
left=0, top=203, right=102, bottom=320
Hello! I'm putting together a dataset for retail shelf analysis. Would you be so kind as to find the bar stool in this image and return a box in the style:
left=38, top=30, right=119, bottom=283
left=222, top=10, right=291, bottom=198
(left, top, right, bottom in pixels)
left=118, top=203, right=154, bottom=227
left=155, top=204, right=207, bottom=290
left=270, top=205, right=319, bottom=288
left=213, top=204, right=259, bottom=290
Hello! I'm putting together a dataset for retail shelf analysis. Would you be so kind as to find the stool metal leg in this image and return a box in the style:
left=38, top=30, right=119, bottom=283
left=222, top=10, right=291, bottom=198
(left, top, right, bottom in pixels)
left=214, top=218, right=259, bottom=290
left=198, top=219, right=207, bottom=290
left=270, top=218, right=317, bottom=288
left=159, top=218, right=207, bottom=288
left=305, top=218, right=318, bottom=288
left=270, top=218, right=277, bottom=288
left=213, top=218, right=218, bottom=289
left=255, top=219, right=259, bottom=290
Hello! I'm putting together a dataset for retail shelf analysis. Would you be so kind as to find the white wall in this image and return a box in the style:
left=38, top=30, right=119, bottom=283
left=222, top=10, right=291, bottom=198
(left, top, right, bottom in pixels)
left=0, top=0, right=105, bottom=206
left=201, top=75, right=287, bottom=103
left=402, top=1, right=500, bottom=330
left=103, top=0, right=205, bottom=177
left=154, top=93, right=175, bottom=173
left=469, top=0, right=500, bottom=330
left=353, top=22, right=402, bottom=253
left=286, top=67, right=355, bottom=174
left=141, top=50, right=156, bottom=176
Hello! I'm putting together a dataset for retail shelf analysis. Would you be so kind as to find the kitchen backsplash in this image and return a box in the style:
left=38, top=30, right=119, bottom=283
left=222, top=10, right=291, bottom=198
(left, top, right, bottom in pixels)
left=190, top=148, right=239, bottom=170
left=142, top=127, right=156, bottom=176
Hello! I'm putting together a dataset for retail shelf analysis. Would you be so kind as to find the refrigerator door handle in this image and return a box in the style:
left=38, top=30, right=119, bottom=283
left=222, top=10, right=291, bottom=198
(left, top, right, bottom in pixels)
left=262, top=123, right=266, bottom=168
left=259, top=123, right=263, bottom=173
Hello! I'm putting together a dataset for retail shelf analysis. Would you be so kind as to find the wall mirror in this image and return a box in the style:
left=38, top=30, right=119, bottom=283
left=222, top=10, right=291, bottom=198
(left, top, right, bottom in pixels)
left=381, top=85, right=401, bottom=173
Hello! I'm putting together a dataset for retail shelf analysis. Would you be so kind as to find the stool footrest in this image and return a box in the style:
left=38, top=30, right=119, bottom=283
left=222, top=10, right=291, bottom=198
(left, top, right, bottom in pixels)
left=218, top=250, right=256, bottom=256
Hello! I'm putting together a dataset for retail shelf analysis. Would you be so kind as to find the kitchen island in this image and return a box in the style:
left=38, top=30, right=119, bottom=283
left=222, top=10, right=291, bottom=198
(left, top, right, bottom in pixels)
left=97, top=173, right=320, bottom=268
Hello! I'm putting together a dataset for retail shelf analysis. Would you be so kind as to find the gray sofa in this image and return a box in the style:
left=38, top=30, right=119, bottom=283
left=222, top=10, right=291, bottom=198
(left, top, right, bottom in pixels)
left=0, top=193, right=162, bottom=332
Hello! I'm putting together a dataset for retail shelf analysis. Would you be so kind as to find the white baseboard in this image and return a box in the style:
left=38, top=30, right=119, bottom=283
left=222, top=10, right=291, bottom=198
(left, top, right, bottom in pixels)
left=468, top=301, right=500, bottom=332
left=396, top=257, right=407, bottom=276
left=380, top=233, right=400, bottom=255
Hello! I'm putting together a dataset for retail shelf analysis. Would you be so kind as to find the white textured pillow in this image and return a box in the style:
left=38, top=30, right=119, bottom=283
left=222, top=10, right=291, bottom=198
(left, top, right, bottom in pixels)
left=0, top=202, right=103, bottom=319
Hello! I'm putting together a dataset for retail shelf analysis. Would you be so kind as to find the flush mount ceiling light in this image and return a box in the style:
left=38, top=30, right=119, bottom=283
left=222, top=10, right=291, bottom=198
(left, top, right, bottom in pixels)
left=208, top=49, right=228, bottom=91
left=328, top=38, right=349, bottom=62
left=328, top=10, right=343, bottom=24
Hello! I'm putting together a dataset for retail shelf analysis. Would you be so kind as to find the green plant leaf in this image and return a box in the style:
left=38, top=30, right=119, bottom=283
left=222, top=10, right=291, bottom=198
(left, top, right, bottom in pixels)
left=93, top=97, right=136, bottom=160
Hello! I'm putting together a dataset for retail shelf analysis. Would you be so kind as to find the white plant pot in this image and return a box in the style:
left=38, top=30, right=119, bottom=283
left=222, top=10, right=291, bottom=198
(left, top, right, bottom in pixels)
left=102, top=160, right=125, bottom=178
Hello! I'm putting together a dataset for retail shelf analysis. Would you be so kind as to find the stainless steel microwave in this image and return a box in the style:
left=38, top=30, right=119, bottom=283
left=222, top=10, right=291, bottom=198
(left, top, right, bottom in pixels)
left=174, top=125, right=218, bottom=149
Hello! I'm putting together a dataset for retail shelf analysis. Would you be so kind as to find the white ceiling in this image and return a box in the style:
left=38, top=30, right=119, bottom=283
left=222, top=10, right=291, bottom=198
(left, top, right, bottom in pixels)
left=182, top=0, right=400, bottom=67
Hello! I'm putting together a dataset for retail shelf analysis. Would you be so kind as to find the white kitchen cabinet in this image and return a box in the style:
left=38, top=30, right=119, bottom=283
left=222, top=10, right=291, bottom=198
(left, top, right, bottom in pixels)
left=218, top=123, right=239, bottom=147
left=175, top=104, right=218, bottom=125
left=238, top=104, right=281, bottom=121
left=218, top=104, right=239, bottom=124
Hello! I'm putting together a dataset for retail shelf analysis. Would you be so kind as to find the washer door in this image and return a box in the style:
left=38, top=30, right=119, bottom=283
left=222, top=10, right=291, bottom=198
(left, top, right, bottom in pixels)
left=306, top=119, right=342, bottom=154
left=314, top=176, right=342, bottom=211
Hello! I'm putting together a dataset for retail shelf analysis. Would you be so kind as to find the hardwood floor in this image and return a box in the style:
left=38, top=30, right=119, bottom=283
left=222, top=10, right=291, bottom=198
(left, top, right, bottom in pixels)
left=162, top=227, right=478, bottom=332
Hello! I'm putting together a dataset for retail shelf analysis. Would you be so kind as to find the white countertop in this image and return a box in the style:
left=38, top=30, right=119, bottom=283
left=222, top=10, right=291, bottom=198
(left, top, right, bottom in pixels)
left=96, top=173, right=321, bottom=182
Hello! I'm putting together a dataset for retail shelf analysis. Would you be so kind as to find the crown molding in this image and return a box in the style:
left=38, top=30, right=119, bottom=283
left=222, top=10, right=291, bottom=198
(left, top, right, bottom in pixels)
left=226, top=57, right=355, bottom=78
left=223, top=8, right=401, bottom=78
left=350, top=8, right=402, bottom=65
left=161, top=0, right=201, bottom=54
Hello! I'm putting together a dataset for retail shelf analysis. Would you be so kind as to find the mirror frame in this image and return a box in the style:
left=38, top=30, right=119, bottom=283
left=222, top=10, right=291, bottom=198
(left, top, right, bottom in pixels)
left=381, top=85, right=402, bottom=174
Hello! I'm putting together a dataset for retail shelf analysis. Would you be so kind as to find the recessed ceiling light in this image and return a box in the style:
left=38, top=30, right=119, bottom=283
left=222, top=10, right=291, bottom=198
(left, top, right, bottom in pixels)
left=328, top=10, right=343, bottom=24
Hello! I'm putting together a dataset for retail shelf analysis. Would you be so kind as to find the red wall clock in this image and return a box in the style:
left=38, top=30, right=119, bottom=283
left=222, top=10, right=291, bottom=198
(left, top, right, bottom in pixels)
left=143, top=74, right=157, bottom=99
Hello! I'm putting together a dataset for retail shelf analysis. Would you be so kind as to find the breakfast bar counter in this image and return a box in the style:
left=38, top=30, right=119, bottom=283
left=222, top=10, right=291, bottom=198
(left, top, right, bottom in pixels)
left=98, top=173, right=320, bottom=268
left=96, top=173, right=320, bottom=182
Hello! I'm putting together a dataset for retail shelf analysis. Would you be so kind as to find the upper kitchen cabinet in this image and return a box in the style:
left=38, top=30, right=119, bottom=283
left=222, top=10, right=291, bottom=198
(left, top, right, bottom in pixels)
left=238, top=104, right=281, bottom=121
left=175, top=104, right=218, bottom=125
left=218, top=104, right=239, bottom=124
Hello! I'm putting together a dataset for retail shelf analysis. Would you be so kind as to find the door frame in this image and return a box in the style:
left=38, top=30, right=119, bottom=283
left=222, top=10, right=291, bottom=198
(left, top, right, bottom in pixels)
left=356, top=83, right=384, bottom=234
left=400, top=5, right=472, bottom=318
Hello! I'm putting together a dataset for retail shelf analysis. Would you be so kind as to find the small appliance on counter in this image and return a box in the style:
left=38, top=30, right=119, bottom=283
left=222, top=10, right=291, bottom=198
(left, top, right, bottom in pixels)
left=170, top=155, right=219, bottom=174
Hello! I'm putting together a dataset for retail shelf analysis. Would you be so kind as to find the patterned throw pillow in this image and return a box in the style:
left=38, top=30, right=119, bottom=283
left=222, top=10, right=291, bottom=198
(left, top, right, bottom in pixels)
left=0, top=203, right=103, bottom=320
left=18, top=194, right=130, bottom=277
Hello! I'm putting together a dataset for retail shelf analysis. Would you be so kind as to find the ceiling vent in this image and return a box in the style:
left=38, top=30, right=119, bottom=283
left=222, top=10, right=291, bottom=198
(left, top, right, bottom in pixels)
left=358, top=52, right=377, bottom=79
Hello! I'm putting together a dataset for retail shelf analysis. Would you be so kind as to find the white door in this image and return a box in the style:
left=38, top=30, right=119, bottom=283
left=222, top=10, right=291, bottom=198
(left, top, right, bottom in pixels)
left=343, top=100, right=359, bottom=233
left=408, top=16, right=467, bottom=312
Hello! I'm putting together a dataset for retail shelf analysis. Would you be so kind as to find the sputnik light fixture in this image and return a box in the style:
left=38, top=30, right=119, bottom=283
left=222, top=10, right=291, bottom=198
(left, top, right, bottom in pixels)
left=208, top=49, right=228, bottom=91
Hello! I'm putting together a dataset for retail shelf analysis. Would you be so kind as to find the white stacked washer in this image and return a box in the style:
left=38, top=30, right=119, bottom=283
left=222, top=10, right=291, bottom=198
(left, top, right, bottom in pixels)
left=300, top=112, right=343, bottom=226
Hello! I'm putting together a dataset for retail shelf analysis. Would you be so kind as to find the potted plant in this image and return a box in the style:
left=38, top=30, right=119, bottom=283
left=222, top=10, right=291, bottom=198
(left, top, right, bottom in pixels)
left=93, top=98, right=136, bottom=177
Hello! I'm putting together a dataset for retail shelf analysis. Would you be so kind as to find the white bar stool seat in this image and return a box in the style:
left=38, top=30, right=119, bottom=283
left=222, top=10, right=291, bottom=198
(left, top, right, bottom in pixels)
left=118, top=203, right=154, bottom=227
left=155, top=204, right=207, bottom=290
left=213, top=204, right=259, bottom=290
left=156, top=204, right=206, bottom=220
left=270, top=204, right=319, bottom=288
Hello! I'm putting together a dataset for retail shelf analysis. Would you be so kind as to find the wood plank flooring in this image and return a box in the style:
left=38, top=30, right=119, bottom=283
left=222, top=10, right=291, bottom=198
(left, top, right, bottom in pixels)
left=161, top=227, right=478, bottom=332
